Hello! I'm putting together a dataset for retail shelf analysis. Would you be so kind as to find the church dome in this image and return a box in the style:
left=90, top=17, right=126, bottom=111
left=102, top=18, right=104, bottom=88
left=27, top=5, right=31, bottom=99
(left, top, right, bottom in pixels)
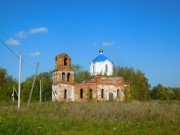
left=92, top=49, right=112, bottom=63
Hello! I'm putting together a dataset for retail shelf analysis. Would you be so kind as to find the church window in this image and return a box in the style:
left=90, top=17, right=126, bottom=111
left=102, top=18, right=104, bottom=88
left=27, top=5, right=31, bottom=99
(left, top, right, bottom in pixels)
left=109, top=93, right=113, bottom=101
left=80, top=89, right=83, bottom=98
left=101, top=89, right=104, bottom=98
left=67, top=73, right=70, bottom=82
left=64, top=57, right=67, bottom=65
left=64, top=89, right=67, bottom=99
left=62, top=72, right=65, bottom=82
left=117, top=89, right=120, bottom=98
left=88, top=89, right=93, bottom=100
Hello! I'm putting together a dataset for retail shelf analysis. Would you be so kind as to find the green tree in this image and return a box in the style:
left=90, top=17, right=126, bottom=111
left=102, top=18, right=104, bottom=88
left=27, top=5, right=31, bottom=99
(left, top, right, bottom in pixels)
left=151, top=84, right=167, bottom=100
left=114, top=66, right=150, bottom=100
left=0, top=67, right=17, bottom=101
left=72, top=64, right=90, bottom=83
left=151, top=85, right=180, bottom=100
left=21, top=71, right=52, bottom=102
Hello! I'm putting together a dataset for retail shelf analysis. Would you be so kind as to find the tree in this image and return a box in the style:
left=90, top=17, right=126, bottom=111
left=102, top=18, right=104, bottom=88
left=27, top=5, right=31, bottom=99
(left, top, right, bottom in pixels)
left=151, top=85, right=180, bottom=100
left=21, top=71, right=52, bottom=102
left=0, top=67, right=17, bottom=101
left=113, top=66, right=150, bottom=100
left=72, top=64, right=90, bottom=83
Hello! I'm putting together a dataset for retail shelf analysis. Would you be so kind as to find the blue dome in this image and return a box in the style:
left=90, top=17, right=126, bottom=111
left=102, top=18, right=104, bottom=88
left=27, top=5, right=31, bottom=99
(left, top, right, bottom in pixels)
left=92, top=54, right=112, bottom=63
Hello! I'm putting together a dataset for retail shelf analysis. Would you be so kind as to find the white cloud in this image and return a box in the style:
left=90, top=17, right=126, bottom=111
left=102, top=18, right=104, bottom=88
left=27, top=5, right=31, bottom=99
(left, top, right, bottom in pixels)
left=30, top=51, right=41, bottom=56
left=17, top=31, right=26, bottom=38
left=6, top=38, right=21, bottom=46
left=101, top=42, right=114, bottom=46
left=29, top=27, right=48, bottom=34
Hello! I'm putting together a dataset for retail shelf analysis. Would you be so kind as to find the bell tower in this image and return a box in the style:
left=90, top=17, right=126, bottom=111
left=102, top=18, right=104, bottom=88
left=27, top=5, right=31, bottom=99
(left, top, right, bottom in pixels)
left=53, top=53, right=74, bottom=84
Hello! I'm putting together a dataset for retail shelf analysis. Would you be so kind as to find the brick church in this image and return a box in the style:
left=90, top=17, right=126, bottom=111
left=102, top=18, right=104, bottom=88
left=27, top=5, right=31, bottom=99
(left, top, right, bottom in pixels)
left=52, top=49, right=125, bottom=102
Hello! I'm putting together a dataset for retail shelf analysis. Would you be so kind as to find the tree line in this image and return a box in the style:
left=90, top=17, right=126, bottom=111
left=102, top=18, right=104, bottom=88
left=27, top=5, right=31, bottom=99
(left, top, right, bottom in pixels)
left=0, top=66, right=180, bottom=101
left=0, top=67, right=52, bottom=102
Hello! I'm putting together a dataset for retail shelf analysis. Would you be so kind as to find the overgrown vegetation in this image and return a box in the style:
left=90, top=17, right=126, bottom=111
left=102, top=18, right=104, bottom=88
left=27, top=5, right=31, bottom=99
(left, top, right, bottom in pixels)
left=151, top=84, right=180, bottom=100
left=21, top=71, right=52, bottom=102
left=0, top=101, right=179, bottom=134
left=0, top=67, right=52, bottom=102
left=0, top=67, right=17, bottom=101
left=113, top=66, right=150, bottom=100
left=72, top=64, right=91, bottom=83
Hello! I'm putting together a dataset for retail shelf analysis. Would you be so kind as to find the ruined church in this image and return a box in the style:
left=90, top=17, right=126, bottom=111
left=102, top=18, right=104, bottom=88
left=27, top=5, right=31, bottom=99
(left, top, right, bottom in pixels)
left=52, top=49, right=125, bottom=102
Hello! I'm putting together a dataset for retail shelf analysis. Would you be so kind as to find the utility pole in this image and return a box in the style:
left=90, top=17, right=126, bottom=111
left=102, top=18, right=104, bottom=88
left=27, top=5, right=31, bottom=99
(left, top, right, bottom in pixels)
left=18, top=53, right=22, bottom=110
left=27, top=62, right=39, bottom=108
left=39, top=80, right=42, bottom=103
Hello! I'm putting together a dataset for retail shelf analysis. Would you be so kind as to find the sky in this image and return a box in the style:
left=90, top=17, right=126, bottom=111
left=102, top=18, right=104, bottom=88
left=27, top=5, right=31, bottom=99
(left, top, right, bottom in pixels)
left=0, top=0, right=180, bottom=87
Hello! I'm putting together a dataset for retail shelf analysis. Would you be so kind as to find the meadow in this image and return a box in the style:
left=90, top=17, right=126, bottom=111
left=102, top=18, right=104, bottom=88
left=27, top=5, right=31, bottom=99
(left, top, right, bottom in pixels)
left=0, top=101, right=179, bottom=135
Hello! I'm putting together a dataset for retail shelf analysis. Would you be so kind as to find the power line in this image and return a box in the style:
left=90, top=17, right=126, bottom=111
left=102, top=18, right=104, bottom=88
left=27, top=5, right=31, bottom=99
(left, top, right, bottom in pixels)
left=0, top=39, right=19, bottom=59
left=0, top=39, right=35, bottom=69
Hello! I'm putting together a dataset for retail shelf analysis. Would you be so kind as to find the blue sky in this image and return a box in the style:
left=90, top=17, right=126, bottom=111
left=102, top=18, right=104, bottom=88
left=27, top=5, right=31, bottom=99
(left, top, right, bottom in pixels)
left=0, top=0, right=180, bottom=87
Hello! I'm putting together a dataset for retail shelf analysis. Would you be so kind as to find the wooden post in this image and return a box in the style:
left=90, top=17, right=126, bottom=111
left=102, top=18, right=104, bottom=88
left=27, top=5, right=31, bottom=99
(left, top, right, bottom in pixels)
left=39, top=80, right=42, bottom=103
left=27, top=62, right=39, bottom=108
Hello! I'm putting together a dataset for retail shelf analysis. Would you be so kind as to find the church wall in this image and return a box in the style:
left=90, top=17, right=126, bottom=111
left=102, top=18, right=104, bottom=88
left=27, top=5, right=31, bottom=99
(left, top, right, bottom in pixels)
left=52, top=83, right=75, bottom=102
left=97, top=85, right=124, bottom=101
left=75, top=83, right=97, bottom=102
left=90, top=60, right=113, bottom=76
left=52, top=84, right=59, bottom=102
left=96, top=76, right=124, bottom=86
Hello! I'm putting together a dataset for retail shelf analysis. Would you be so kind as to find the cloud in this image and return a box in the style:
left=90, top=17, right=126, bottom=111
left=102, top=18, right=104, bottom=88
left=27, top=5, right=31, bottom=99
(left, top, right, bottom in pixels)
left=29, top=27, right=48, bottom=34
left=6, top=38, right=21, bottom=46
left=30, top=51, right=41, bottom=56
left=101, top=42, right=114, bottom=46
left=177, top=80, right=180, bottom=83
left=17, top=31, right=26, bottom=38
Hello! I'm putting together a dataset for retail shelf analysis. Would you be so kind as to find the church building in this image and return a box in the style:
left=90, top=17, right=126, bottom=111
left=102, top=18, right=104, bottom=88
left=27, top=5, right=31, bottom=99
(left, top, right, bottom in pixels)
left=52, top=49, right=125, bottom=102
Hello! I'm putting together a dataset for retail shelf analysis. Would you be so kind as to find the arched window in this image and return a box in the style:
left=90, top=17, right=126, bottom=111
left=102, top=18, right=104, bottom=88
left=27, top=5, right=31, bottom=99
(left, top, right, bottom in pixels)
left=88, top=89, right=93, bottom=99
left=101, top=89, right=104, bottom=98
left=64, top=89, right=67, bottom=99
left=64, top=57, right=67, bottom=66
left=62, top=72, right=65, bottom=82
left=109, top=93, right=113, bottom=101
left=80, top=89, right=83, bottom=98
left=67, top=73, right=70, bottom=82
left=117, top=89, right=120, bottom=98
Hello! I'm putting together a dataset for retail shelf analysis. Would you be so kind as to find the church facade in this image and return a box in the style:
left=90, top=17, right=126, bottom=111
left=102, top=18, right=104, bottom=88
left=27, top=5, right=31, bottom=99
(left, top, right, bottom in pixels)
left=52, top=50, right=125, bottom=102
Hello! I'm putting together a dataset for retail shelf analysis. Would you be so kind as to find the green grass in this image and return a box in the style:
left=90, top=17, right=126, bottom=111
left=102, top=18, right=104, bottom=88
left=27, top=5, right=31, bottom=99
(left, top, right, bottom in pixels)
left=0, top=101, right=180, bottom=135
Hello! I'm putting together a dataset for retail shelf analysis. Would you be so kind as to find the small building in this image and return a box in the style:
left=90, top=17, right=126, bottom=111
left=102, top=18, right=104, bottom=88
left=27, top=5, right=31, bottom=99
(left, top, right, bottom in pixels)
left=52, top=49, right=125, bottom=102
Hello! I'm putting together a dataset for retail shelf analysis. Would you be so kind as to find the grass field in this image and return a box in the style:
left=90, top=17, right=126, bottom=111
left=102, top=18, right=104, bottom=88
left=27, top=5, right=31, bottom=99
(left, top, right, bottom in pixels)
left=0, top=101, right=180, bottom=135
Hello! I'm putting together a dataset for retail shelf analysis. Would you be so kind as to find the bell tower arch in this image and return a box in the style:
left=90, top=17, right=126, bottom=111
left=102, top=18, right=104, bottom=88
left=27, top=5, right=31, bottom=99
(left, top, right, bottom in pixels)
left=53, top=53, right=74, bottom=84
